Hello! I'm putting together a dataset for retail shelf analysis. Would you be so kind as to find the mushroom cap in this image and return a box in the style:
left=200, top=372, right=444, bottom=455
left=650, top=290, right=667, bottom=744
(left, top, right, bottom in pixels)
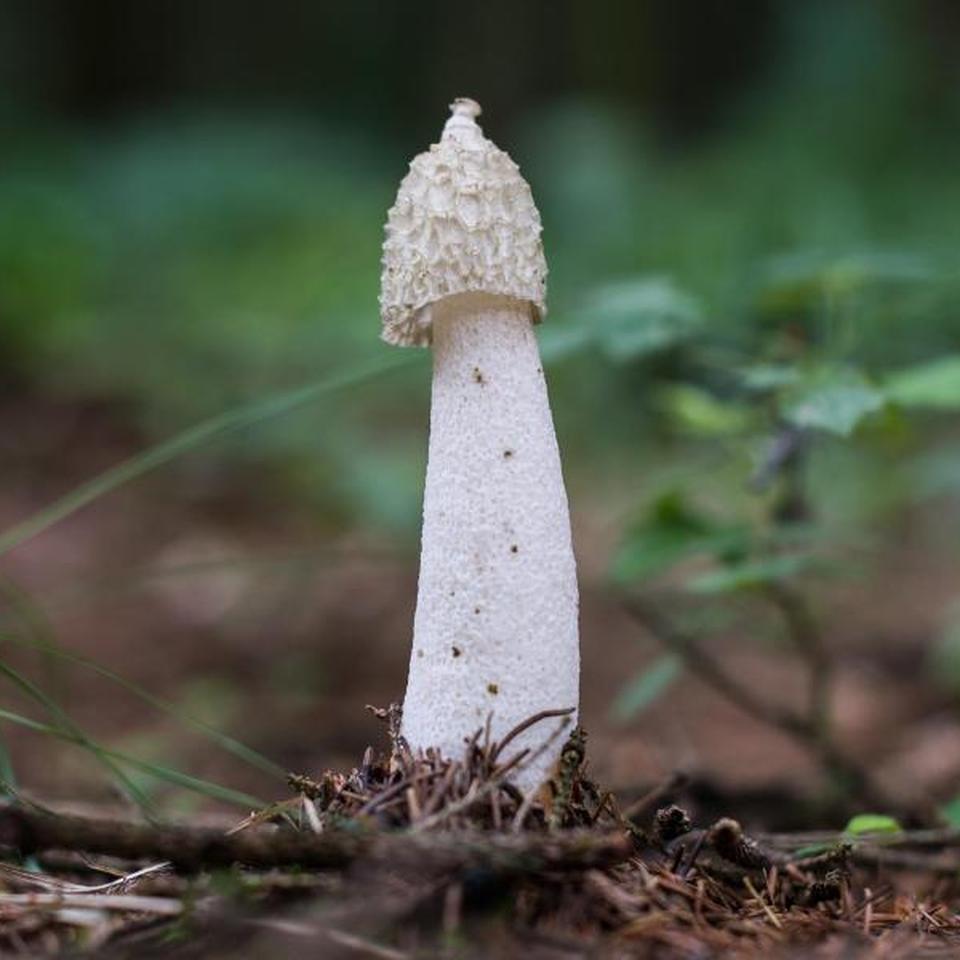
left=379, top=98, right=548, bottom=347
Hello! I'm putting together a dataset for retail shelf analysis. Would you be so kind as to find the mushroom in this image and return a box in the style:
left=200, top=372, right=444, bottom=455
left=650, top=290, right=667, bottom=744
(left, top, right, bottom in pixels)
left=380, top=98, right=579, bottom=789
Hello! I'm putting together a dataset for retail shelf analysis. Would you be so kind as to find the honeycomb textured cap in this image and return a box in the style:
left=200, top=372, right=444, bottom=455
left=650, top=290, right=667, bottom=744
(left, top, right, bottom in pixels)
left=379, top=98, right=548, bottom=347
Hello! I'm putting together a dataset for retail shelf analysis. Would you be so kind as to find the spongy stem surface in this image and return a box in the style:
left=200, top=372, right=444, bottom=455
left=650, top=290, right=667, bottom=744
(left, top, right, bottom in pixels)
left=402, top=292, right=580, bottom=790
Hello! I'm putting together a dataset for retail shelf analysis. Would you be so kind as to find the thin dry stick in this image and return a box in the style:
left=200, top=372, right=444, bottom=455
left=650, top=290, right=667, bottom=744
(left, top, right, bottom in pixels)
left=326, top=928, right=411, bottom=960
left=743, top=876, right=782, bottom=931
left=301, top=797, right=323, bottom=835
left=0, top=893, right=184, bottom=915
left=620, top=772, right=688, bottom=825
left=511, top=778, right=544, bottom=834
left=412, top=714, right=572, bottom=833
left=489, top=708, right=575, bottom=766
left=412, top=758, right=509, bottom=834
left=418, top=763, right=458, bottom=821
left=506, top=716, right=578, bottom=832
left=355, top=770, right=443, bottom=817
left=0, top=860, right=170, bottom=895
left=227, top=797, right=301, bottom=836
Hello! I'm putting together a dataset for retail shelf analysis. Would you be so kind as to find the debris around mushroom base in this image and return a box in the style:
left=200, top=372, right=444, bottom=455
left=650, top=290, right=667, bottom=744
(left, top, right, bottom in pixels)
left=3, top=711, right=960, bottom=957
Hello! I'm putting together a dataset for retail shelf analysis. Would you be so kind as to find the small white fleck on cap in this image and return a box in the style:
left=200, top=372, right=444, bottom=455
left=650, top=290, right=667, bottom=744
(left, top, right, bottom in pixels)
left=379, top=99, right=548, bottom=347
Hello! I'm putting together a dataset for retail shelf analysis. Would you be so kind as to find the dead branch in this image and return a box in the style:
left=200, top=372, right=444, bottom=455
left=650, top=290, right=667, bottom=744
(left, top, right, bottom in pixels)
left=0, top=892, right=184, bottom=915
left=0, top=803, right=631, bottom=876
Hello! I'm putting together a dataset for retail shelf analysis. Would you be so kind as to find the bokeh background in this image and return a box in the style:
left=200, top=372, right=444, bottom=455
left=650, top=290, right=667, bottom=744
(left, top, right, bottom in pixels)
left=1, top=0, right=960, bottom=823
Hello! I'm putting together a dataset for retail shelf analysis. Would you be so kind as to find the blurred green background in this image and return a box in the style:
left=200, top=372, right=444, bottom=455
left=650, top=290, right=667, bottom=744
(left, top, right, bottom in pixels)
left=1, top=0, right=960, bottom=817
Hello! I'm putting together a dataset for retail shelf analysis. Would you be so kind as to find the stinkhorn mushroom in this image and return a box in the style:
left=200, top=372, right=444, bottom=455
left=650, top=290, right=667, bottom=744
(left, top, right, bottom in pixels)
left=380, top=98, right=579, bottom=789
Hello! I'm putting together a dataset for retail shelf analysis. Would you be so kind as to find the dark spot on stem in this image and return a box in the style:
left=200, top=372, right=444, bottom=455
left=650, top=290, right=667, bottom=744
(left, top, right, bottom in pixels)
left=473, top=367, right=485, bottom=385
left=510, top=544, right=518, bottom=554
left=487, top=683, right=499, bottom=695
left=474, top=606, right=481, bottom=615
left=503, top=449, right=514, bottom=459
left=452, top=646, right=462, bottom=658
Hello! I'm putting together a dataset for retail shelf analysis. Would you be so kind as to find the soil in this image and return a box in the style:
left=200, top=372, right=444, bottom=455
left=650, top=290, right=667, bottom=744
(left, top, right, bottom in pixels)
left=0, top=390, right=958, bottom=956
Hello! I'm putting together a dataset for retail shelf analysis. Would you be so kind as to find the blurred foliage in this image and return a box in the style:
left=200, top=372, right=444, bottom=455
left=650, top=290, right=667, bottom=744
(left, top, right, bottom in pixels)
left=0, top=3, right=956, bottom=623
left=0, top=0, right=958, bottom=811
left=609, top=653, right=681, bottom=723
left=0, top=2, right=957, bottom=543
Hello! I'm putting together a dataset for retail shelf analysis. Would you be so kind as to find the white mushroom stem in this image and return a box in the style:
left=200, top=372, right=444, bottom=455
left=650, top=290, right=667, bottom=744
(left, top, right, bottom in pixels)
left=401, top=291, right=580, bottom=790
left=380, top=98, right=580, bottom=789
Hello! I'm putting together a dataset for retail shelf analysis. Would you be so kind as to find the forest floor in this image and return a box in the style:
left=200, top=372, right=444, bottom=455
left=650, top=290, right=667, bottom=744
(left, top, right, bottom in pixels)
left=0, top=714, right=959, bottom=958
left=0, top=392, right=958, bottom=955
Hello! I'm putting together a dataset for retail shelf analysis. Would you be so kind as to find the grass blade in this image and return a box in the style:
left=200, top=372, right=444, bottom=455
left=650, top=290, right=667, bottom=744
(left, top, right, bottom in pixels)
left=0, top=657, right=156, bottom=815
left=0, top=578, right=162, bottom=811
left=0, top=630, right=285, bottom=780
left=0, top=734, right=16, bottom=796
left=0, top=707, right=262, bottom=810
left=0, top=351, right=416, bottom=560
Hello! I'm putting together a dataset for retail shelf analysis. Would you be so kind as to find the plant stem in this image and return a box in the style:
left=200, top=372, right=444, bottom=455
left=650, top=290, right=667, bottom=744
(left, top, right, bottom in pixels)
left=763, top=581, right=831, bottom=749
left=622, top=596, right=890, bottom=812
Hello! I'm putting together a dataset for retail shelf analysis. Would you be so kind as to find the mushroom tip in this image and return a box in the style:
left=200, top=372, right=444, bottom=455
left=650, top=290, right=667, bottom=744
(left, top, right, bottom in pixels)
left=450, top=97, right=482, bottom=120
left=442, top=98, right=484, bottom=140
left=380, top=96, right=547, bottom=341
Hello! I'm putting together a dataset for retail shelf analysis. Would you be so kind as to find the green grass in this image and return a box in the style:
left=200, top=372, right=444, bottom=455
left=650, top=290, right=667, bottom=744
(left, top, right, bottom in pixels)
left=0, top=351, right=416, bottom=561
left=0, top=351, right=418, bottom=812
left=0, top=704, right=264, bottom=811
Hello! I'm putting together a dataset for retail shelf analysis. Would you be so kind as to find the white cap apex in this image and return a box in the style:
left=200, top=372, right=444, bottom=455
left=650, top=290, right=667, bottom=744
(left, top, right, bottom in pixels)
left=450, top=97, right=482, bottom=120
left=441, top=98, right=484, bottom=146
left=380, top=100, right=548, bottom=347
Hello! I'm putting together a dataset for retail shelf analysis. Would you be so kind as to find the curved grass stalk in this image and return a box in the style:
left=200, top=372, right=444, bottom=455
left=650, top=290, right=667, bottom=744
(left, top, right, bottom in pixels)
left=0, top=629, right=285, bottom=780
left=0, top=706, right=263, bottom=810
left=0, top=352, right=417, bottom=561
left=0, top=353, right=419, bottom=814
left=0, top=658, right=157, bottom=815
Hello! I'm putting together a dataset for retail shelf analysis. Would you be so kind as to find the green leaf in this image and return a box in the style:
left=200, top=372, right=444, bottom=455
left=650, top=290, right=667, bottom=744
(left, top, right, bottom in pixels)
left=885, top=356, right=960, bottom=410
left=658, top=384, right=752, bottom=437
left=912, top=446, right=960, bottom=498
left=610, top=654, right=682, bottom=722
left=586, top=278, right=702, bottom=362
left=759, top=250, right=934, bottom=305
left=783, top=368, right=885, bottom=436
left=738, top=364, right=801, bottom=391
left=843, top=813, right=903, bottom=837
left=687, top=555, right=811, bottom=594
left=538, top=324, right=595, bottom=363
left=612, top=492, right=747, bottom=583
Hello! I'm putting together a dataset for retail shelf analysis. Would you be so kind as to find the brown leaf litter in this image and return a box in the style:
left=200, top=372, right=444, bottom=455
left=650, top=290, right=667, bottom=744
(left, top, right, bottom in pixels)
left=0, top=706, right=956, bottom=957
